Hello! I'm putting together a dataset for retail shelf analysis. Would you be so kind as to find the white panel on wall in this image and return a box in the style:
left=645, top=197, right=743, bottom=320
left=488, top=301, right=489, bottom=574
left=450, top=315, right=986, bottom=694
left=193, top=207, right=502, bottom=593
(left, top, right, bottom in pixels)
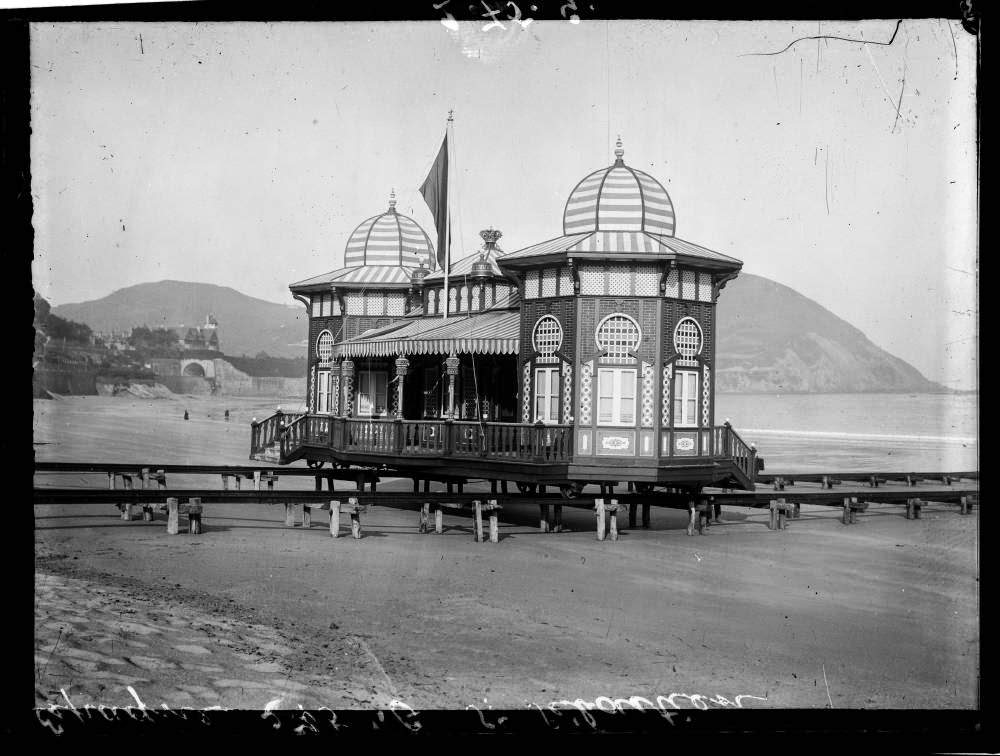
left=579, top=265, right=605, bottom=295
left=541, top=269, right=557, bottom=298
left=698, top=273, right=713, bottom=302
left=525, top=270, right=540, bottom=299
left=332, top=297, right=341, bottom=316
left=635, top=264, right=659, bottom=296
left=664, top=269, right=679, bottom=298
left=681, top=270, right=697, bottom=301
left=607, top=269, right=630, bottom=296
left=344, top=292, right=364, bottom=314
left=386, top=292, right=405, bottom=315
left=558, top=267, right=574, bottom=296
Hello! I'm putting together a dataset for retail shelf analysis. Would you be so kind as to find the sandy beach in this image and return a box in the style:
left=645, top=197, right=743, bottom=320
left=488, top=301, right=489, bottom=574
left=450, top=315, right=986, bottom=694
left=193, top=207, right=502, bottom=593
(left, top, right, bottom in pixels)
left=34, top=396, right=979, bottom=711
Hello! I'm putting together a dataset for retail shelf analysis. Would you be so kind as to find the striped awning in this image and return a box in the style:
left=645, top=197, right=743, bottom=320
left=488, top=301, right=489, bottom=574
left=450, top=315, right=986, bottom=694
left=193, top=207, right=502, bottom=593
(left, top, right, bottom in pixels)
left=333, top=309, right=520, bottom=359
left=499, top=230, right=742, bottom=266
left=290, top=265, right=415, bottom=289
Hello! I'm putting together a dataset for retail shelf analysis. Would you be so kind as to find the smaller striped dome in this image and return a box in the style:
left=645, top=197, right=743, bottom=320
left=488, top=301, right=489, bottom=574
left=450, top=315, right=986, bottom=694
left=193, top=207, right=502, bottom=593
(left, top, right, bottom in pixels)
left=343, top=191, right=435, bottom=268
left=562, top=139, right=676, bottom=237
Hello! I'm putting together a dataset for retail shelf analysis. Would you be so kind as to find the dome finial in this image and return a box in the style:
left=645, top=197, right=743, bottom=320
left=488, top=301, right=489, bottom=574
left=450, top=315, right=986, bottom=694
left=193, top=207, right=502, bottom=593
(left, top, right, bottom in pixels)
left=388, top=188, right=397, bottom=212
left=614, top=135, right=624, bottom=163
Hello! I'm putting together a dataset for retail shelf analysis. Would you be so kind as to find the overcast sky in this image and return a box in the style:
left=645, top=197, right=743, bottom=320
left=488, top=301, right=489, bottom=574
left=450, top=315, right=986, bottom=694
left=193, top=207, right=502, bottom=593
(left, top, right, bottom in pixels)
left=29, top=19, right=977, bottom=389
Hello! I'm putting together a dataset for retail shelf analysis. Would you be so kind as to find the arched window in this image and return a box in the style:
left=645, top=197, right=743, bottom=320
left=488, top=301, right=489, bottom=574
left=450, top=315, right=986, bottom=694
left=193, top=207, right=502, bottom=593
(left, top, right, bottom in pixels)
left=316, top=330, right=334, bottom=364
left=532, top=315, right=563, bottom=362
left=595, top=313, right=641, bottom=361
left=458, top=285, right=468, bottom=312
left=449, top=287, right=458, bottom=312
left=472, top=286, right=482, bottom=311
left=673, top=317, right=703, bottom=360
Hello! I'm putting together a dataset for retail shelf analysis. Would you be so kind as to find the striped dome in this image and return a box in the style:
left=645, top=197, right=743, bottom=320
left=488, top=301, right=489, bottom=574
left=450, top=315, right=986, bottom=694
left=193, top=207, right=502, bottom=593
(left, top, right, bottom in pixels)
left=563, top=140, right=676, bottom=237
left=343, top=192, right=435, bottom=268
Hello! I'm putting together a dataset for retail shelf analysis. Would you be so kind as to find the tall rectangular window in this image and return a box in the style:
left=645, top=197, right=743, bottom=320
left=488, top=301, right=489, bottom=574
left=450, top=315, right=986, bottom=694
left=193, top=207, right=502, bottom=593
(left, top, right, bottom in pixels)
left=596, top=368, right=637, bottom=426
left=672, top=370, right=699, bottom=427
left=534, top=367, right=559, bottom=423
left=320, top=294, right=332, bottom=317
left=357, top=371, right=388, bottom=417
left=316, top=370, right=331, bottom=413
left=311, top=296, right=321, bottom=317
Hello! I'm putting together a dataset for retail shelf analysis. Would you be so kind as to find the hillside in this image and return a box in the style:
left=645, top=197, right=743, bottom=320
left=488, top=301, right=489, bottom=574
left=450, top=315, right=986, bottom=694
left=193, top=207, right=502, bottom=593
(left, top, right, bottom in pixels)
left=52, top=276, right=943, bottom=394
left=715, top=274, right=942, bottom=393
left=53, top=281, right=307, bottom=359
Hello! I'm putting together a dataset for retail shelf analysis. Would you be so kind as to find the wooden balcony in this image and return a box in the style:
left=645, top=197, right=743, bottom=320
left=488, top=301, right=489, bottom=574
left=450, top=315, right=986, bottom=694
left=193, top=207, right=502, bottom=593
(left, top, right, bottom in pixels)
left=250, top=413, right=758, bottom=490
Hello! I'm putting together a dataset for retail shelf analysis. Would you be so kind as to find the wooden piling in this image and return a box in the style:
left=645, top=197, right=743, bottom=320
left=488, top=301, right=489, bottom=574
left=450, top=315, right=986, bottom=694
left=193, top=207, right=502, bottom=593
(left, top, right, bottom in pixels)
left=285, top=503, right=296, bottom=527
left=595, top=499, right=606, bottom=541
left=327, top=475, right=335, bottom=492
left=413, top=478, right=420, bottom=494
left=254, top=470, right=261, bottom=490
left=687, top=501, right=697, bottom=536
left=166, top=498, right=179, bottom=535
left=842, top=497, right=851, bottom=525
left=349, top=498, right=361, bottom=538
left=641, top=503, right=650, bottom=529
left=488, top=504, right=499, bottom=544
left=490, top=479, right=498, bottom=494
left=142, top=504, right=153, bottom=522
left=552, top=504, right=563, bottom=533
left=419, top=503, right=430, bottom=533
left=188, top=498, right=202, bottom=534
left=777, top=499, right=787, bottom=530
left=329, top=500, right=341, bottom=538
left=315, top=476, right=323, bottom=492
left=500, top=480, right=509, bottom=494
left=914, top=498, right=922, bottom=519
left=108, top=472, right=115, bottom=490
left=608, top=500, right=619, bottom=541
left=222, top=474, right=230, bottom=491
left=628, top=502, right=638, bottom=528
left=302, top=505, right=312, bottom=529
left=960, top=496, right=969, bottom=515
left=769, top=500, right=778, bottom=530
left=539, top=503, right=550, bottom=533
left=447, top=482, right=453, bottom=495
left=473, top=500, right=484, bottom=543
left=435, top=506, right=444, bottom=534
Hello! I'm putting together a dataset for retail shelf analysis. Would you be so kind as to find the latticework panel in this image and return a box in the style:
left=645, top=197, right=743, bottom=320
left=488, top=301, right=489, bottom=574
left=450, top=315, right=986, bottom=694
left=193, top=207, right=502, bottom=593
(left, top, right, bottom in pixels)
left=525, top=270, right=540, bottom=299
left=641, top=361, right=655, bottom=428
left=663, top=269, right=679, bottom=298
left=681, top=269, right=697, bottom=301
left=702, top=365, right=711, bottom=427
left=661, top=363, right=672, bottom=426
left=635, top=264, right=659, bottom=296
left=331, top=375, right=341, bottom=415
left=579, top=360, right=594, bottom=424
left=607, top=270, right=630, bottom=296
left=558, top=268, right=574, bottom=296
left=386, top=292, right=405, bottom=315
left=344, top=292, right=364, bottom=315
left=541, top=269, right=557, bottom=298
left=579, top=266, right=604, bottom=295
left=697, top=273, right=713, bottom=302
left=562, top=363, right=574, bottom=423
left=522, top=362, right=532, bottom=422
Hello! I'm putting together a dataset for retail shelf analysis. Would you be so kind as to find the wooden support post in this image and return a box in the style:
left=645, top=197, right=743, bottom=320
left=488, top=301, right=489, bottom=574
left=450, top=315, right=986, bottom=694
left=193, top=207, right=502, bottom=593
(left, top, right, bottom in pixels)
left=254, top=470, right=261, bottom=490
left=108, top=472, right=115, bottom=490
left=960, top=496, right=969, bottom=515
left=914, top=498, right=922, bottom=519
left=371, top=479, right=377, bottom=493
left=553, top=504, right=563, bottom=533
left=315, top=476, right=323, bottom=492
left=424, top=479, right=431, bottom=494
left=435, top=506, right=443, bottom=534
left=906, top=498, right=920, bottom=520
left=687, top=501, right=697, bottom=536
left=121, top=500, right=132, bottom=521
left=769, top=500, right=778, bottom=530
left=642, top=503, right=651, bottom=529
left=326, top=475, right=335, bottom=492
left=473, top=500, right=484, bottom=543
left=348, top=497, right=362, bottom=538
left=413, top=478, right=420, bottom=494
left=608, top=500, right=619, bottom=541
left=329, top=500, right=341, bottom=538
left=869, top=475, right=878, bottom=488
left=222, top=474, right=230, bottom=491
left=539, top=503, right=550, bottom=533
left=539, top=484, right=546, bottom=495
left=188, top=498, right=202, bottom=534
left=628, top=502, right=637, bottom=529
left=490, top=479, right=498, bottom=494
left=714, top=501, right=723, bottom=522
left=488, top=500, right=499, bottom=543
left=166, top=498, right=179, bottom=535
left=842, top=498, right=851, bottom=525
left=822, top=475, right=831, bottom=489
left=447, top=482, right=453, bottom=494
left=457, top=482, right=463, bottom=494
left=142, top=504, right=153, bottom=521
left=792, top=502, right=800, bottom=519
left=777, top=499, right=787, bottom=530
left=235, top=474, right=242, bottom=491
left=501, top=480, right=509, bottom=494
left=302, top=505, right=312, bottom=529
left=420, top=503, right=430, bottom=533
left=285, top=503, right=296, bottom=527
left=595, top=499, right=606, bottom=541
left=697, top=499, right=710, bottom=535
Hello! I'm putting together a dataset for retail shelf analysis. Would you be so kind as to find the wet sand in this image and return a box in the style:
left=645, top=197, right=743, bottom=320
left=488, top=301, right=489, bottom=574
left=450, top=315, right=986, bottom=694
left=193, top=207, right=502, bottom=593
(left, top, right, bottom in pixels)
left=34, top=397, right=979, bottom=710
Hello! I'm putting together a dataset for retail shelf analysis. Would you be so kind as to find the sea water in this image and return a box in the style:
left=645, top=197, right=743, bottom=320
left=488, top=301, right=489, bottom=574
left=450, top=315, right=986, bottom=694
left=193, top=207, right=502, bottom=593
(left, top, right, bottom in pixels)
left=716, top=393, right=978, bottom=473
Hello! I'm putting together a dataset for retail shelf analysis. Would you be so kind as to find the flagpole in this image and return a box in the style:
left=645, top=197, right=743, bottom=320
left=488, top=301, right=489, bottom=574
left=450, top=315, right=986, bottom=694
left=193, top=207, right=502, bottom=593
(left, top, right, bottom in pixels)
left=443, top=110, right=453, bottom=320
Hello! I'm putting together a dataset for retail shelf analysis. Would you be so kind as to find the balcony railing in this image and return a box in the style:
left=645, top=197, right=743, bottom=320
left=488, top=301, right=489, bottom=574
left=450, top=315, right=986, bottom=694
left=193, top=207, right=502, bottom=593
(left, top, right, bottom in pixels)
left=253, top=413, right=757, bottom=482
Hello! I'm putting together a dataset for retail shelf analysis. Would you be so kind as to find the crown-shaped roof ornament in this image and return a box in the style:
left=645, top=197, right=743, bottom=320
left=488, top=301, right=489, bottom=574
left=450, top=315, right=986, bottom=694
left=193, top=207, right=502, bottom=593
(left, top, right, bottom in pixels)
left=479, top=227, right=502, bottom=247
left=614, top=135, right=624, bottom=165
left=388, top=188, right=397, bottom=213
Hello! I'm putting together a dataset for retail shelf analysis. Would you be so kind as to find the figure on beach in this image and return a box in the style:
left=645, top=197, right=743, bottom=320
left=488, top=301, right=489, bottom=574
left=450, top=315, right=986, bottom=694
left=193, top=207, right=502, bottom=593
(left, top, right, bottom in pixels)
left=183, top=410, right=189, bottom=421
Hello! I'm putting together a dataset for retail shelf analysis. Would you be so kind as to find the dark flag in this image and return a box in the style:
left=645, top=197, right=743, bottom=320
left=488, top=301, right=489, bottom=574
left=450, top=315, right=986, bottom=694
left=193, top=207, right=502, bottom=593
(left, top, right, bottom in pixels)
left=419, top=134, right=449, bottom=271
